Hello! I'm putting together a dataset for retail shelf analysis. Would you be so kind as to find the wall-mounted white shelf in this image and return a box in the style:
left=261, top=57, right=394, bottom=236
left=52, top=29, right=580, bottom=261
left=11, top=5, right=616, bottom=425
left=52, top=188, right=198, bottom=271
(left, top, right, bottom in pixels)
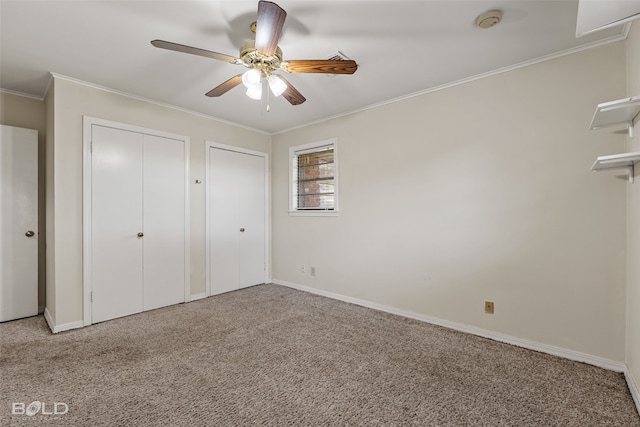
left=576, top=0, right=640, bottom=37
left=591, top=152, right=640, bottom=183
left=589, top=96, right=640, bottom=138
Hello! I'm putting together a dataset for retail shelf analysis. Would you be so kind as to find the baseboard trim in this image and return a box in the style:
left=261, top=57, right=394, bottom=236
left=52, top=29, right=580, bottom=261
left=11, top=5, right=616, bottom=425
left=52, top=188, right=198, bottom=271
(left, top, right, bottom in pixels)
left=190, top=292, right=207, bottom=302
left=43, top=307, right=84, bottom=334
left=272, top=280, right=625, bottom=372
left=44, top=293, right=209, bottom=333
left=43, top=307, right=54, bottom=331
left=625, top=367, right=640, bottom=416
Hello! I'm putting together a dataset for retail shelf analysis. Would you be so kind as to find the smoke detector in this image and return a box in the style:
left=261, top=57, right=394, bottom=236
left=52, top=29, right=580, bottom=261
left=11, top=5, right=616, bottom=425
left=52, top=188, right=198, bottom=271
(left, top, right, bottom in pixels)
left=476, top=10, right=503, bottom=29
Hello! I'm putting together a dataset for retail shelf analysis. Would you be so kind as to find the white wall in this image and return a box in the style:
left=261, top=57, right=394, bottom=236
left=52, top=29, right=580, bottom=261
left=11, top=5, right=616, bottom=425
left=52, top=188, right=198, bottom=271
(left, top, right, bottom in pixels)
left=626, top=21, right=640, bottom=401
left=46, top=77, right=271, bottom=326
left=272, top=42, right=627, bottom=361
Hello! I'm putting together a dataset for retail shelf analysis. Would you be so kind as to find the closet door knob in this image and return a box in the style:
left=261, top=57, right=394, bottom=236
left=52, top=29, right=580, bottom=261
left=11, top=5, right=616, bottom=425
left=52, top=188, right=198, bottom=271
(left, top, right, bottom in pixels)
left=137, top=232, right=144, bottom=237
left=240, top=228, right=245, bottom=232
left=25, top=230, right=35, bottom=237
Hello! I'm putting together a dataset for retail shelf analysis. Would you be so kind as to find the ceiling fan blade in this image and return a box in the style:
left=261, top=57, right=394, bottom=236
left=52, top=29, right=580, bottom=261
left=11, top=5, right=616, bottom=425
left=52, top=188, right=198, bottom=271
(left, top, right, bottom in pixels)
left=151, top=40, right=241, bottom=65
left=278, top=76, right=306, bottom=105
left=205, top=74, right=243, bottom=97
left=254, top=1, right=287, bottom=56
left=281, top=60, right=358, bottom=75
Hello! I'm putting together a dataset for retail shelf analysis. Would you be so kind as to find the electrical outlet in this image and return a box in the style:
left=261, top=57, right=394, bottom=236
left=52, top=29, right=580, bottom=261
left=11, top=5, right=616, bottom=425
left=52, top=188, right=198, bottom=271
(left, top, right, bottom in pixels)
left=485, top=301, right=494, bottom=314
left=310, top=266, right=316, bottom=277
left=301, top=264, right=306, bottom=273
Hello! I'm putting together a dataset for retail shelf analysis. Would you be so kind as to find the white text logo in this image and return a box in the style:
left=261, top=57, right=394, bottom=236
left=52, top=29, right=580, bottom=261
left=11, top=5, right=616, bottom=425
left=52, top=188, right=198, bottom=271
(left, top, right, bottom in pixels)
left=12, top=401, right=69, bottom=416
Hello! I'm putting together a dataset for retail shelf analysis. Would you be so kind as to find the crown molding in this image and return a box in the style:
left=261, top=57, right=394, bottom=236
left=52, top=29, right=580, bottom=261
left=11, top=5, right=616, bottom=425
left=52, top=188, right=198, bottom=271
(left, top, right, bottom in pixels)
left=0, top=88, right=44, bottom=101
left=3, top=27, right=631, bottom=137
left=48, top=73, right=271, bottom=136
left=274, top=31, right=629, bottom=135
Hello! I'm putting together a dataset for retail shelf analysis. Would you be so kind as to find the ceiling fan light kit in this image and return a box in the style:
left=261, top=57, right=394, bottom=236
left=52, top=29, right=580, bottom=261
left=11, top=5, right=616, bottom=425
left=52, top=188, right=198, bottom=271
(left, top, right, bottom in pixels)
left=240, top=69, right=287, bottom=101
left=151, top=0, right=358, bottom=108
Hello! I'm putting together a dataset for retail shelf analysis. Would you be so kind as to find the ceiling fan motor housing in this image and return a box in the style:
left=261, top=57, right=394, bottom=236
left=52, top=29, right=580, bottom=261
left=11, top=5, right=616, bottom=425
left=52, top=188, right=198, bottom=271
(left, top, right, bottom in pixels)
left=240, top=40, right=283, bottom=73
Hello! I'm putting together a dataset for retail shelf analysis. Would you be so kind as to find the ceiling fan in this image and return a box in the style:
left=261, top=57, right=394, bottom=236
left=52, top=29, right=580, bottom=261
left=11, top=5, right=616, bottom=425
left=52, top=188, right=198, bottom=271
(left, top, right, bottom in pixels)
left=151, top=0, right=358, bottom=106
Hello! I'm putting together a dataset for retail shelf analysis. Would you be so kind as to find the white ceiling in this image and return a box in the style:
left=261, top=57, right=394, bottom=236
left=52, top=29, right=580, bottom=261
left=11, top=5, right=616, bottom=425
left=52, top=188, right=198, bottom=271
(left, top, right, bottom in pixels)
left=0, top=1, right=627, bottom=134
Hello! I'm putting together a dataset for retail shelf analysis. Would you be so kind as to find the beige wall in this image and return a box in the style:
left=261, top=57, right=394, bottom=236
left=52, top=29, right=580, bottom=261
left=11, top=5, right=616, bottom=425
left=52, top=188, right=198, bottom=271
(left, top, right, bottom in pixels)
left=626, top=21, right=640, bottom=399
left=47, top=77, right=271, bottom=325
left=1, top=30, right=634, bottom=369
left=272, top=42, right=627, bottom=361
left=0, top=91, right=47, bottom=310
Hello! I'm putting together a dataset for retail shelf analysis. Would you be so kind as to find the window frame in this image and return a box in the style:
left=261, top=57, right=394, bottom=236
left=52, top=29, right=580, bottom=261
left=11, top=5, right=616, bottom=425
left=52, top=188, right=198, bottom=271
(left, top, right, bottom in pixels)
left=288, top=138, right=339, bottom=217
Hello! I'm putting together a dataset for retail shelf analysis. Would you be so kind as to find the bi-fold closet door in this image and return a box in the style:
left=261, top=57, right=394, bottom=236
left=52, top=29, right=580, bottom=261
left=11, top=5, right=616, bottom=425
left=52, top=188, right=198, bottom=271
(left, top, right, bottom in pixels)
left=208, top=145, right=267, bottom=295
left=88, top=122, right=188, bottom=324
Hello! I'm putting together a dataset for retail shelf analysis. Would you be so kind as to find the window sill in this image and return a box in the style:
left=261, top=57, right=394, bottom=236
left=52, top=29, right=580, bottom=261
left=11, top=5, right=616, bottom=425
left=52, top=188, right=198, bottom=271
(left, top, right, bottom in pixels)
left=288, top=210, right=339, bottom=217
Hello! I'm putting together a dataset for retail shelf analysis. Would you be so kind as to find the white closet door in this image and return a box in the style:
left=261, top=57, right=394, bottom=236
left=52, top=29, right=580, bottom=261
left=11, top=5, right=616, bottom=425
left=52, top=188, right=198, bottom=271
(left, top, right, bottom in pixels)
left=142, top=134, right=185, bottom=311
left=210, top=148, right=241, bottom=295
left=209, top=147, right=265, bottom=295
left=238, top=152, right=266, bottom=288
left=0, top=125, right=38, bottom=322
left=91, top=125, right=144, bottom=323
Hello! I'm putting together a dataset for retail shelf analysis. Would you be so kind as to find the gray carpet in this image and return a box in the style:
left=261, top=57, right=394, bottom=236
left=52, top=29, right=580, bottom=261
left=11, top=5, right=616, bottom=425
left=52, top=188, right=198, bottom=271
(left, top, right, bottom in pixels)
left=1, top=284, right=639, bottom=426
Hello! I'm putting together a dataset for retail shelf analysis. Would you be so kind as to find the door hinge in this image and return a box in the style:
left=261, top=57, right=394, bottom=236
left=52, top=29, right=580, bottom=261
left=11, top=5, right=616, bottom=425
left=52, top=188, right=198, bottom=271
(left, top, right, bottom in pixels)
left=90, top=291, right=93, bottom=302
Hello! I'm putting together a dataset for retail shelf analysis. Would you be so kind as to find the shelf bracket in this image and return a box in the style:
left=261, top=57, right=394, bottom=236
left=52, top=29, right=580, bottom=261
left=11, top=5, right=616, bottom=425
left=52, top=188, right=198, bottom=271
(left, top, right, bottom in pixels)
left=628, top=165, right=635, bottom=184
left=630, top=121, right=635, bottom=139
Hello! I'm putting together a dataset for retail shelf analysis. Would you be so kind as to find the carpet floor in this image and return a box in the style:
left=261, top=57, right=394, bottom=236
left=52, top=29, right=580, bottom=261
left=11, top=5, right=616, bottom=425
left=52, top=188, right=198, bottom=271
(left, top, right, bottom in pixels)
left=1, top=284, right=639, bottom=426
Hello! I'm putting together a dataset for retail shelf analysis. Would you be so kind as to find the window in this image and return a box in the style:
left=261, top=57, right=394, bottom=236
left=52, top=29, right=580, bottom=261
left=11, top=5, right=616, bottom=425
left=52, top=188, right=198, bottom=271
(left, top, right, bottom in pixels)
left=289, top=138, right=338, bottom=216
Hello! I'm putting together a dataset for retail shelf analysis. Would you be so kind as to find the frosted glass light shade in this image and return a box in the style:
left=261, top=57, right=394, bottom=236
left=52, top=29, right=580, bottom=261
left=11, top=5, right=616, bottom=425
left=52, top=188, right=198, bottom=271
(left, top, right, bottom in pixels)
left=268, top=75, right=287, bottom=97
left=242, top=69, right=262, bottom=89
left=246, top=84, right=262, bottom=100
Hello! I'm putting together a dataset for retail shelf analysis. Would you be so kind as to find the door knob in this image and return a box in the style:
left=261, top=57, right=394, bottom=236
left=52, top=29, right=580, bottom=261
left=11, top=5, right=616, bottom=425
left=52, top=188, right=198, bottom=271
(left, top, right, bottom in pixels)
left=240, top=228, right=245, bottom=232
left=137, top=232, right=144, bottom=237
left=25, top=230, right=35, bottom=237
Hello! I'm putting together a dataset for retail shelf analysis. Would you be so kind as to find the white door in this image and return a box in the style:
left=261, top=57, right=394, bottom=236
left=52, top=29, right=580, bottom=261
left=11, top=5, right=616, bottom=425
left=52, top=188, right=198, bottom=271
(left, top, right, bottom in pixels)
left=209, top=146, right=266, bottom=295
left=0, top=125, right=38, bottom=322
left=91, top=126, right=144, bottom=323
left=142, top=134, right=186, bottom=311
left=237, top=152, right=266, bottom=288
left=90, top=125, right=187, bottom=323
